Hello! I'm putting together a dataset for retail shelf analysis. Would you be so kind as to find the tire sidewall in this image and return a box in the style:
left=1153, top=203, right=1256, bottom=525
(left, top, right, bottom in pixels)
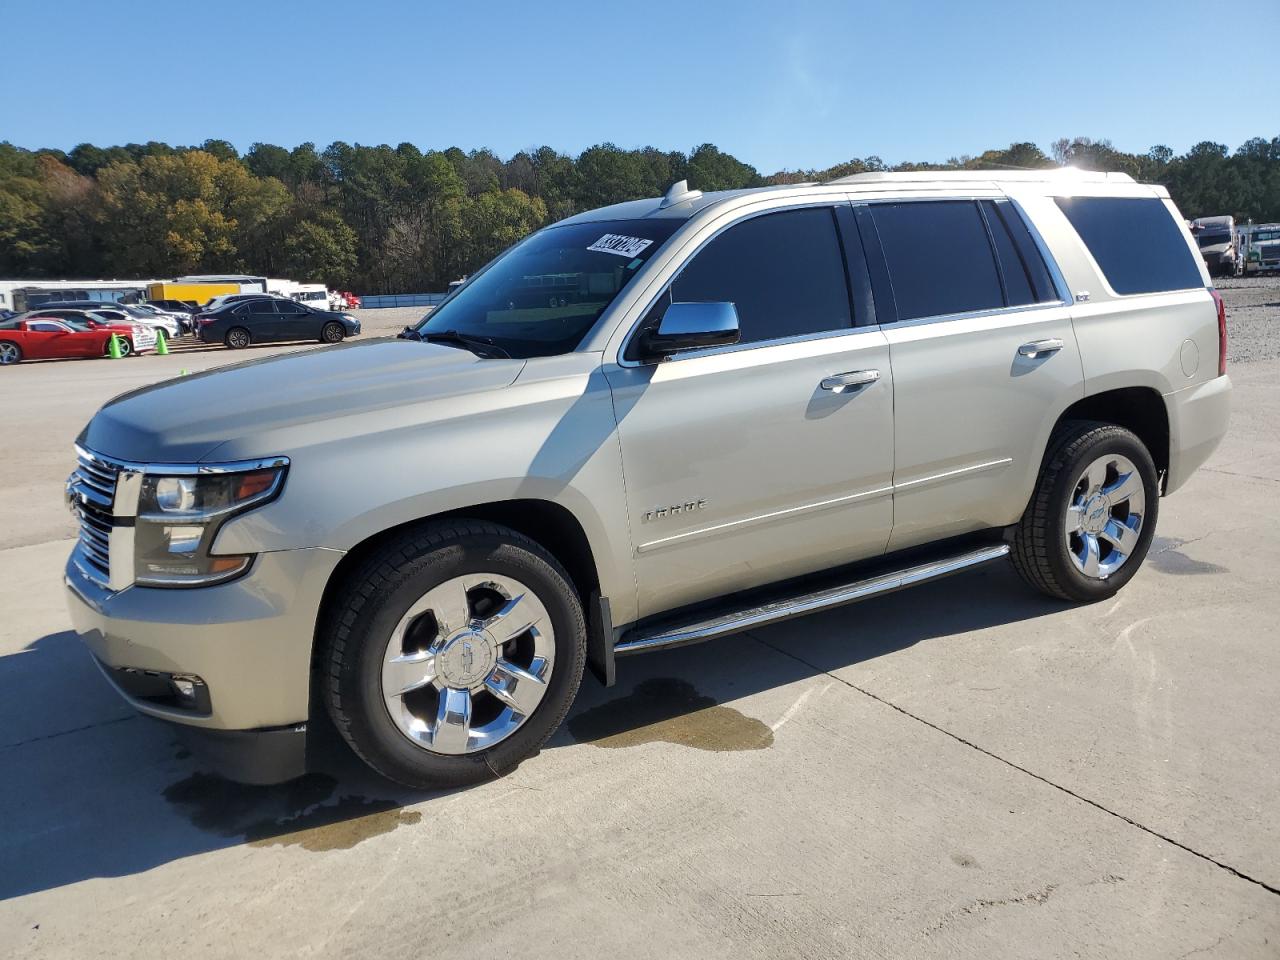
left=333, top=533, right=586, bottom=787
left=1041, top=427, right=1160, bottom=601
left=322, top=322, right=345, bottom=343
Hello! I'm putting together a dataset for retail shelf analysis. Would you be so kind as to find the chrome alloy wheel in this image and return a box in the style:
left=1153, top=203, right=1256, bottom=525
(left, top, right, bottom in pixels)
left=381, top=574, right=554, bottom=755
left=322, top=323, right=344, bottom=343
left=1065, top=453, right=1146, bottom=580
left=0, top=342, right=19, bottom=364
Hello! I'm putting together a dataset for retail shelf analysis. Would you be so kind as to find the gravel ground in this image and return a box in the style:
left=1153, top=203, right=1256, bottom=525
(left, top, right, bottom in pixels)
left=1217, top=275, right=1280, bottom=364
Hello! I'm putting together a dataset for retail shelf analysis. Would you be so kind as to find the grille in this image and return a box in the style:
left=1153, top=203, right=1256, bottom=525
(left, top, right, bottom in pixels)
left=71, top=449, right=121, bottom=586
left=1261, top=245, right=1280, bottom=264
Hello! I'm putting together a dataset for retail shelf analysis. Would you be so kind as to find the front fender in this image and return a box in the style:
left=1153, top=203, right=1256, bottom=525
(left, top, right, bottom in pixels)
left=212, top=354, right=639, bottom=624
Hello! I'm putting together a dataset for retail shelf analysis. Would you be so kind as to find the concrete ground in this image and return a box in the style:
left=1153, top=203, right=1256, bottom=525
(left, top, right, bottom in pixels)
left=1, top=305, right=1278, bottom=958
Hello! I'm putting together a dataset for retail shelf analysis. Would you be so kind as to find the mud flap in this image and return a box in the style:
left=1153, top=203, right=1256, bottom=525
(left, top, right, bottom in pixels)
left=586, top=593, right=617, bottom=688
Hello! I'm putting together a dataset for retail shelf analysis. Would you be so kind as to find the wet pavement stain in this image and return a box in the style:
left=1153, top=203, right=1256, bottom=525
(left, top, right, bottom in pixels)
left=247, top=800, right=421, bottom=851
left=568, top=678, right=773, bottom=751
left=162, top=772, right=419, bottom=851
left=1149, top=537, right=1228, bottom=576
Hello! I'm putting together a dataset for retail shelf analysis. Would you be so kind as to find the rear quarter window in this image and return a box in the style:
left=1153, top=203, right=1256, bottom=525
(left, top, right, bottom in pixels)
left=1055, top=196, right=1203, bottom=295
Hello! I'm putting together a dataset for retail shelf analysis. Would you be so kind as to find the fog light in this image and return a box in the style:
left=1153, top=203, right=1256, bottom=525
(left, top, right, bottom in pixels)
left=171, top=675, right=200, bottom=699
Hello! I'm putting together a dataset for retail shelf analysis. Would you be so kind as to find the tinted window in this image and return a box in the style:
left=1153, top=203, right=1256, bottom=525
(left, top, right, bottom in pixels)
left=30, top=322, right=64, bottom=332
left=870, top=201, right=1004, bottom=321
left=232, top=303, right=251, bottom=316
left=980, top=200, right=1057, bottom=307
left=274, top=301, right=307, bottom=315
left=1055, top=197, right=1203, bottom=294
left=661, top=207, right=851, bottom=346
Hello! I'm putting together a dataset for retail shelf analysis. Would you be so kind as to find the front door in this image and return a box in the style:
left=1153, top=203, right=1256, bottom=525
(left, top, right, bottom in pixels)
left=604, top=205, right=895, bottom=618
left=271, top=301, right=320, bottom=342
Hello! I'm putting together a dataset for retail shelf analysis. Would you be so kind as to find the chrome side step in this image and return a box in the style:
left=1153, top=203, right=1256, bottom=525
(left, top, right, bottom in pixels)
left=614, top=544, right=1010, bottom=656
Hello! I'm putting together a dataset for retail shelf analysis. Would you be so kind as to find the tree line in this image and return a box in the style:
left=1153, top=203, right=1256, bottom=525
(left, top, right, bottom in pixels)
left=1, top=135, right=1277, bottom=293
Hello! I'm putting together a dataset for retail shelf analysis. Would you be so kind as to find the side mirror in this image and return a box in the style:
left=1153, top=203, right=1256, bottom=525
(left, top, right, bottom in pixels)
left=642, top=301, right=740, bottom=358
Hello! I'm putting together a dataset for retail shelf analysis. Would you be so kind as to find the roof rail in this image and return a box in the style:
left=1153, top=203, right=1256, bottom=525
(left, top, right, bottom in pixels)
left=659, top=180, right=704, bottom=208
left=827, top=169, right=1136, bottom=185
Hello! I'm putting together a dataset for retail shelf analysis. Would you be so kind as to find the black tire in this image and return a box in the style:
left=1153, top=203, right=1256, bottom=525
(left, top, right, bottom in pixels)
left=0, top=341, right=22, bottom=365
left=1011, top=421, right=1160, bottom=603
left=321, top=322, right=345, bottom=344
left=104, top=338, right=133, bottom=358
left=225, top=327, right=251, bottom=349
left=321, top=519, right=587, bottom=789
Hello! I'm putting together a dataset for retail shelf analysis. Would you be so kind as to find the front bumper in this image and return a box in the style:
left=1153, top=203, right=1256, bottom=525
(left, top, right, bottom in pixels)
left=65, top=544, right=343, bottom=734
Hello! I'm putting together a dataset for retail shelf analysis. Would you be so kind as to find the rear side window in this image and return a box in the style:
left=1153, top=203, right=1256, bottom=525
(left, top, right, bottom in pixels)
left=869, top=201, right=1004, bottom=321
left=661, top=207, right=853, bottom=346
left=1055, top=196, right=1203, bottom=295
left=979, top=200, right=1057, bottom=307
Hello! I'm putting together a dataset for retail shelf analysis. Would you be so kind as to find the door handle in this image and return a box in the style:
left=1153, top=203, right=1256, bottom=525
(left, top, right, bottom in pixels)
left=820, top=369, right=880, bottom=393
left=1017, top=338, right=1064, bottom=359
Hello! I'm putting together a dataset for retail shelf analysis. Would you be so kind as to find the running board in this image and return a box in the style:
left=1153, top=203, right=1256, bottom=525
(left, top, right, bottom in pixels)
left=614, top=544, right=1010, bottom=656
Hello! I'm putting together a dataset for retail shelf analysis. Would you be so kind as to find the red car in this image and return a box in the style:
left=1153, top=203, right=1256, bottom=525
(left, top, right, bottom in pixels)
left=0, top=316, right=154, bottom=365
left=339, top=291, right=361, bottom=309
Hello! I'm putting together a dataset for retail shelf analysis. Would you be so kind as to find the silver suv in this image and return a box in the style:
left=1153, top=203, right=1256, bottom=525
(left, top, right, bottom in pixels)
left=64, top=171, right=1232, bottom=787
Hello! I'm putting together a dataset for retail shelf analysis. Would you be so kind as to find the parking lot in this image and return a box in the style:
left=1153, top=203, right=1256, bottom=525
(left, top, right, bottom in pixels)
left=1, top=286, right=1278, bottom=958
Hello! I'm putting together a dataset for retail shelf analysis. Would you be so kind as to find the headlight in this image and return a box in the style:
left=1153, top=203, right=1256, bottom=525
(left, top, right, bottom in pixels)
left=133, top=463, right=287, bottom=587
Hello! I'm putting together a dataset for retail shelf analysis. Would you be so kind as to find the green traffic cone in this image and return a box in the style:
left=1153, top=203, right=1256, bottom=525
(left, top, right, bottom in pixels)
left=154, top=328, right=169, bottom=355
left=107, top=333, right=122, bottom=359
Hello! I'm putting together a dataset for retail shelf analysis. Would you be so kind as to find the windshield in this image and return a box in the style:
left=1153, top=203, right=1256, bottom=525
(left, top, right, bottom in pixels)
left=412, top=218, right=682, bottom=358
left=1197, top=232, right=1230, bottom=248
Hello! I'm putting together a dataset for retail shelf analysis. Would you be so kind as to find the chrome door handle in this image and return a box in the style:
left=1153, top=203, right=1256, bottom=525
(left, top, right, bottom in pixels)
left=1017, top=338, right=1064, bottom=359
left=820, top=369, right=880, bottom=393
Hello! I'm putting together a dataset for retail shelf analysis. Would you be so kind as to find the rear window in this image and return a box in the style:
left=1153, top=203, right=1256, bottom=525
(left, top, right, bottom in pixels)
left=1055, top=197, right=1203, bottom=295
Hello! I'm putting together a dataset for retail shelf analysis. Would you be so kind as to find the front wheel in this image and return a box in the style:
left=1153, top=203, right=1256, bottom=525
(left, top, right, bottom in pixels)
left=321, top=520, right=587, bottom=789
left=104, top=338, right=133, bottom=358
left=321, top=322, right=345, bottom=344
left=1012, top=422, right=1159, bottom=602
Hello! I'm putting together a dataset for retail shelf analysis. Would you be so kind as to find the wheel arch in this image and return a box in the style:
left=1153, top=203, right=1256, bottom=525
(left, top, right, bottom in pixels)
left=312, top=498, right=602, bottom=669
left=1051, top=386, right=1170, bottom=488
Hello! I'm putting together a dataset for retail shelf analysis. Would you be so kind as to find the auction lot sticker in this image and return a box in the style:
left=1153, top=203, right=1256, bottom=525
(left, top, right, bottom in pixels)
left=588, top=234, right=654, bottom=258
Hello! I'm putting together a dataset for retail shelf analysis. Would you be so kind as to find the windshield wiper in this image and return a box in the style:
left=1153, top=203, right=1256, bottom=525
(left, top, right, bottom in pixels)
left=421, top=329, right=511, bottom=359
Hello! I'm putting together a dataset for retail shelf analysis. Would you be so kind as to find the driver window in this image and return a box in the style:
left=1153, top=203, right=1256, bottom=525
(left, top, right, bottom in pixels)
left=635, top=207, right=852, bottom=356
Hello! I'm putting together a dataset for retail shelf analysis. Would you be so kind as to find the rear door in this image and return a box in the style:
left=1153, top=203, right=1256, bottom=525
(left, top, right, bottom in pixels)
left=858, top=197, right=1083, bottom=551
left=242, top=300, right=281, bottom=340
left=604, top=203, right=895, bottom=618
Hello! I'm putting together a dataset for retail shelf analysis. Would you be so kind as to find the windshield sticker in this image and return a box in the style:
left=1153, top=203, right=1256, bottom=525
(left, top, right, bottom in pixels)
left=587, top=234, right=653, bottom=258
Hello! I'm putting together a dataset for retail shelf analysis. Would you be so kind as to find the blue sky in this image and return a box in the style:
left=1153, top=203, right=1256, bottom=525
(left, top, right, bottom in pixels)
left=2, top=0, right=1275, bottom=171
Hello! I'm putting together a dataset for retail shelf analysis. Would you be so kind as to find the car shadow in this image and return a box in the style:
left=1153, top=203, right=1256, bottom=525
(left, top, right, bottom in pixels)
left=0, top=560, right=1063, bottom=901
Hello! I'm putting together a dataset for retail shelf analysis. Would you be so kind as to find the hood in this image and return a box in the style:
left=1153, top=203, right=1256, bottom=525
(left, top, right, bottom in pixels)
left=80, top=338, right=525, bottom=462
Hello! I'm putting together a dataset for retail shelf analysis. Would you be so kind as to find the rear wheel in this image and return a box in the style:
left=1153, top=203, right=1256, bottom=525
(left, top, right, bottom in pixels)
left=321, top=520, right=586, bottom=789
left=321, top=322, right=345, bottom=344
left=225, top=327, right=251, bottom=349
left=0, top=341, right=22, bottom=365
left=1012, top=422, right=1159, bottom=602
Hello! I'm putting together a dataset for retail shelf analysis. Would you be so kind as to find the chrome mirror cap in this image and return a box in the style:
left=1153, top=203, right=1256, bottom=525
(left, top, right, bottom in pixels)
left=644, top=301, right=741, bottom=359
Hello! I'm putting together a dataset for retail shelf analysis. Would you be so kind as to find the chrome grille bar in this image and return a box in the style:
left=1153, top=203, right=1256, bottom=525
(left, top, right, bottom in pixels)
left=70, top=449, right=122, bottom=584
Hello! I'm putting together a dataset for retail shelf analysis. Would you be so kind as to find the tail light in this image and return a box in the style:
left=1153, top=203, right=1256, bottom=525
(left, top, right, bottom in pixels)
left=1210, top=288, right=1227, bottom=376
left=198, top=317, right=216, bottom=326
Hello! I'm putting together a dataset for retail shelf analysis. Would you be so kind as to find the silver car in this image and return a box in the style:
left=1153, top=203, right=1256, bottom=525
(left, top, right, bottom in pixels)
left=64, top=171, right=1232, bottom=787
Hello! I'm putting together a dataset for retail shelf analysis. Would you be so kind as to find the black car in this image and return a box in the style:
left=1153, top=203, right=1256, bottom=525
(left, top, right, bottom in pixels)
left=196, top=298, right=361, bottom=348
left=146, top=299, right=198, bottom=315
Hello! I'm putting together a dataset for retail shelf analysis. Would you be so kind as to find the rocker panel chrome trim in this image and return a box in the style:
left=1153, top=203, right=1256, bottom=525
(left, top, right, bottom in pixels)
left=614, top=544, right=1010, bottom=655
